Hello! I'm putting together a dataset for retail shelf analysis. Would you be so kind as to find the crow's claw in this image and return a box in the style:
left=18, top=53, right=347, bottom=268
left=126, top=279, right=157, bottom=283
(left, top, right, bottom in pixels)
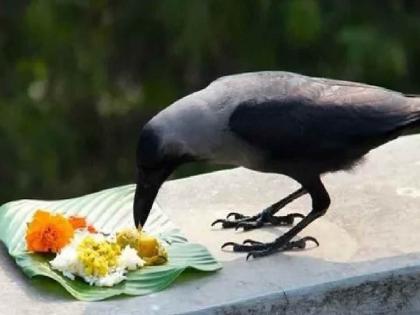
left=211, top=213, right=259, bottom=229
left=242, top=239, right=263, bottom=245
left=283, top=236, right=319, bottom=250
left=235, top=220, right=264, bottom=231
left=268, top=212, right=305, bottom=225
left=212, top=211, right=303, bottom=230
left=221, top=242, right=236, bottom=249
left=221, top=241, right=267, bottom=252
left=246, top=248, right=276, bottom=260
left=211, top=219, right=238, bottom=228
left=226, top=212, right=249, bottom=220
left=223, top=235, right=319, bottom=258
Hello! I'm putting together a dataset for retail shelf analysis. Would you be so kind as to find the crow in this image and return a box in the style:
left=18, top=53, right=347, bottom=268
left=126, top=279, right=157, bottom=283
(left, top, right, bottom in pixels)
left=134, top=71, right=420, bottom=259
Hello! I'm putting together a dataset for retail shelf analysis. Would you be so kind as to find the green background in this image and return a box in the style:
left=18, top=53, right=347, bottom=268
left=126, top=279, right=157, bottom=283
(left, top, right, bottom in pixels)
left=1, top=0, right=420, bottom=203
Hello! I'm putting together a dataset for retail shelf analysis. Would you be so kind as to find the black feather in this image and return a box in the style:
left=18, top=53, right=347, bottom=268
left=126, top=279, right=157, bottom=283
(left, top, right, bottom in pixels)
left=229, top=96, right=419, bottom=174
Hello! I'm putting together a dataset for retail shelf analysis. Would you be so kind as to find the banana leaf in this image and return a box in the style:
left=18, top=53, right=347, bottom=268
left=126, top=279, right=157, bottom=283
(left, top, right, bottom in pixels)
left=0, top=185, right=222, bottom=301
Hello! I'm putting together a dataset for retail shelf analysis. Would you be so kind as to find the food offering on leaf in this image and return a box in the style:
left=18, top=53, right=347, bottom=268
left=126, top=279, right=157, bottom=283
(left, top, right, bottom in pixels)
left=25, top=209, right=168, bottom=287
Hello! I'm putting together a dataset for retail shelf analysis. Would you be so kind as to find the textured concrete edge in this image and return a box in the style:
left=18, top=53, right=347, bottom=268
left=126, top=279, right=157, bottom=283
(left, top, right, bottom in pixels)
left=182, top=264, right=420, bottom=315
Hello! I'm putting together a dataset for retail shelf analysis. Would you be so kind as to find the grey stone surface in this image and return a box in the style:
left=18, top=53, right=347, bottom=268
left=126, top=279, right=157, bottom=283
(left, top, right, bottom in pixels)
left=2, top=135, right=420, bottom=314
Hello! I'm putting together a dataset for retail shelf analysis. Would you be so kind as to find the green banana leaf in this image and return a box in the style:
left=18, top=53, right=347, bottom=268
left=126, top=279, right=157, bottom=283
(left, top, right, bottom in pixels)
left=0, top=185, right=222, bottom=301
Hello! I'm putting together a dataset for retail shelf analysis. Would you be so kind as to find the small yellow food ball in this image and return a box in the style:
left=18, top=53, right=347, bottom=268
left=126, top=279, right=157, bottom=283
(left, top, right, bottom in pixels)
left=138, top=234, right=159, bottom=258
left=138, top=232, right=168, bottom=265
left=115, top=227, right=168, bottom=266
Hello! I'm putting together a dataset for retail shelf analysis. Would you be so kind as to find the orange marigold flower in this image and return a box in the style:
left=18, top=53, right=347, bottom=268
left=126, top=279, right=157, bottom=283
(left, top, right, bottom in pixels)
left=69, top=215, right=97, bottom=233
left=26, top=210, right=74, bottom=253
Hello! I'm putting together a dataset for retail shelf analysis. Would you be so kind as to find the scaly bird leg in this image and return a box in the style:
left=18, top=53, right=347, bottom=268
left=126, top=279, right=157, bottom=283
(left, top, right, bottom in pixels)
left=221, top=178, right=330, bottom=259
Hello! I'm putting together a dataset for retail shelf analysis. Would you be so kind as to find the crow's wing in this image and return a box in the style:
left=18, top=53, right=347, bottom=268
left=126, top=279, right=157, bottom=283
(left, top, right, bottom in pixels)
left=228, top=80, right=418, bottom=163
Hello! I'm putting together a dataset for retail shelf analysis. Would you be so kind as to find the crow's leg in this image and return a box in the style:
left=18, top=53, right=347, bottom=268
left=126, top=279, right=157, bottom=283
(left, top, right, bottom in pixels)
left=211, top=187, right=307, bottom=230
left=222, top=177, right=330, bottom=259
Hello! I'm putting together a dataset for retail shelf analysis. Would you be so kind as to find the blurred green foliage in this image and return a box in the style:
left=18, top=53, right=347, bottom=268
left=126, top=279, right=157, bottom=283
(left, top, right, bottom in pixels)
left=1, top=0, right=420, bottom=202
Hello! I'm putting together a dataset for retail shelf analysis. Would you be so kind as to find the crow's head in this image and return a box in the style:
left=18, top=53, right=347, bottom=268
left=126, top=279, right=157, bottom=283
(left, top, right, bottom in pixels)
left=133, top=123, right=192, bottom=228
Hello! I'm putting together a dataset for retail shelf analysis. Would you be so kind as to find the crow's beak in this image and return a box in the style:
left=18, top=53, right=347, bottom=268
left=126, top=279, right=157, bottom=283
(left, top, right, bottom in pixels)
left=133, top=181, right=159, bottom=228
left=133, top=164, right=177, bottom=228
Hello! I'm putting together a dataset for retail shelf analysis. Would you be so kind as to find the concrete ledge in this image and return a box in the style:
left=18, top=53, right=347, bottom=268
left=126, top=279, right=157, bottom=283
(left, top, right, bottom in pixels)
left=2, top=135, right=420, bottom=314
left=189, top=262, right=420, bottom=315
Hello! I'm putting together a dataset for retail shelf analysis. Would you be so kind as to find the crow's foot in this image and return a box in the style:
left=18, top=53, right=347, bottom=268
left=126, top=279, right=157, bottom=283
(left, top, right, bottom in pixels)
left=221, top=236, right=319, bottom=259
left=211, top=211, right=304, bottom=231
